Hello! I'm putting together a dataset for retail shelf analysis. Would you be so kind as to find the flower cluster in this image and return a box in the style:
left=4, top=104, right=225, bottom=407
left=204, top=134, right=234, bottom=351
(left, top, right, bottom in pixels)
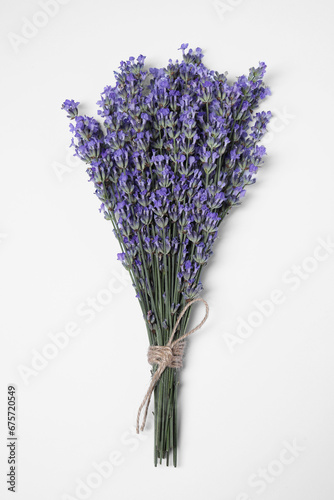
left=62, top=44, right=270, bottom=344
left=63, top=44, right=271, bottom=467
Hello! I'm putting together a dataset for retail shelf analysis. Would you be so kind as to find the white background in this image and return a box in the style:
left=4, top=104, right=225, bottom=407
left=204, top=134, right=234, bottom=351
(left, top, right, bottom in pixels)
left=1, top=0, right=334, bottom=499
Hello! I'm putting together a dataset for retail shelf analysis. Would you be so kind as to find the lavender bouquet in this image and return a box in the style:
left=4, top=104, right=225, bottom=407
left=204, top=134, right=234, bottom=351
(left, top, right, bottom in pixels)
left=62, top=44, right=271, bottom=466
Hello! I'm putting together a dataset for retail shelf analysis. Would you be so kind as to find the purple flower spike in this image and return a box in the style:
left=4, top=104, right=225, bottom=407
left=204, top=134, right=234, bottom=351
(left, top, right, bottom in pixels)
left=62, top=99, right=79, bottom=119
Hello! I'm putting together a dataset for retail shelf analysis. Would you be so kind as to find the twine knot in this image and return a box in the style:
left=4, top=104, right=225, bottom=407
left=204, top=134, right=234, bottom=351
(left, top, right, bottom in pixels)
left=147, top=343, right=185, bottom=369
left=136, top=297, right=209, bottom=434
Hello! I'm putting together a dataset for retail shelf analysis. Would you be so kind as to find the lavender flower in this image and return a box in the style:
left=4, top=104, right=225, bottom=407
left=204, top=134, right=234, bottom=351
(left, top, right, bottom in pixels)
left=62, top=45, right=271, bottom=466
left=61, top=99, right=79, bottom=119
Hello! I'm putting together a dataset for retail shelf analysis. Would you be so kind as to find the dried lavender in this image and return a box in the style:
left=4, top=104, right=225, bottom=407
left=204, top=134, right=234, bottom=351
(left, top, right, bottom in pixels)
left=62, top=44, right=271, bottom=466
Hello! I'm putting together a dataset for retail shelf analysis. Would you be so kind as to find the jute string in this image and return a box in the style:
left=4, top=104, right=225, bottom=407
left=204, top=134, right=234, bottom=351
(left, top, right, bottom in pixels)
left=136, top=297, right=209, bottom=434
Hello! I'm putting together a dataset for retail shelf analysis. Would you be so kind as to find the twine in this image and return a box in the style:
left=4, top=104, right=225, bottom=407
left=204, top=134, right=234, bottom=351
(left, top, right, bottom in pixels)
left=136, top=297, right=209, bottom=434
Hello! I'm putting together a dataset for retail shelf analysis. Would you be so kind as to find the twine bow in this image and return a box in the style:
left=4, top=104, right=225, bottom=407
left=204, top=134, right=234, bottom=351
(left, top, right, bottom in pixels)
left=136, top=297, right=209, bottom=434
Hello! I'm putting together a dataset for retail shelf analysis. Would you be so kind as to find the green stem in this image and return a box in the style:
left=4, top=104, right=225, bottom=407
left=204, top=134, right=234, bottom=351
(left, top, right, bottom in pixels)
left=154, top=367, right=178, bottom=466
left=137, top=232, right=163, bottom=344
